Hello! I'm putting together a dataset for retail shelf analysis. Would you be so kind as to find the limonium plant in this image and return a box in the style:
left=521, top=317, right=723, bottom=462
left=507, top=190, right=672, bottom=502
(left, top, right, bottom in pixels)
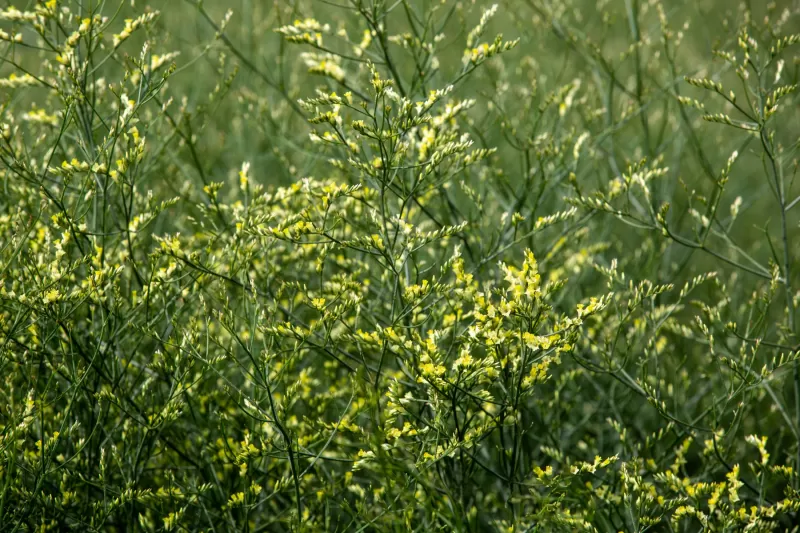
left=1, top=0, right=799, bottom=531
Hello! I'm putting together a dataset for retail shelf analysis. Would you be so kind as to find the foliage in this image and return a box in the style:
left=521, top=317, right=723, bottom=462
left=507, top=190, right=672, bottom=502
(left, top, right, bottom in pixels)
left=1, top=0, right=800, bottom=531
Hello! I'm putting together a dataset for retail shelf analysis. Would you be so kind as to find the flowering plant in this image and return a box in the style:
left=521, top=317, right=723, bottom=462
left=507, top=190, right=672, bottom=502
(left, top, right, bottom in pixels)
left=1, top=0, right=799, bottom=530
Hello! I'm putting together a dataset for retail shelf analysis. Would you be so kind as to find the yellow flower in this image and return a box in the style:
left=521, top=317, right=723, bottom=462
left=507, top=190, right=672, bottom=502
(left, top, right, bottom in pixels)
left=43, top=288, right=61, bottom=303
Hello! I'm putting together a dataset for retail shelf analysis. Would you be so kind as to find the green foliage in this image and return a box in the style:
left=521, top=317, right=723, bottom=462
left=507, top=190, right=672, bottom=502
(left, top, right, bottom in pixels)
left=1, top=0, right=800, bottom=531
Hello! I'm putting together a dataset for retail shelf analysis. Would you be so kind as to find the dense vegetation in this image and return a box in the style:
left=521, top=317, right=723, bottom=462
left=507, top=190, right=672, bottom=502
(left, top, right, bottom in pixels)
left=1, top=0, right=800, bottom=530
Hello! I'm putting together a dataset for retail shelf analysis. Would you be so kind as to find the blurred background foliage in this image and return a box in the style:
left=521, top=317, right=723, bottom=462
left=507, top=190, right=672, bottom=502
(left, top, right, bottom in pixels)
left=93, top=0, right=800, bottom=276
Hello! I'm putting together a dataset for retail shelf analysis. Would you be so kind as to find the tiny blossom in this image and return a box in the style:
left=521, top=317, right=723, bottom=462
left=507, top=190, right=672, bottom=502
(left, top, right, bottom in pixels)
left=238, top=161, right=250, bottom=190
left=0, top=73, right=38, bottom=88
